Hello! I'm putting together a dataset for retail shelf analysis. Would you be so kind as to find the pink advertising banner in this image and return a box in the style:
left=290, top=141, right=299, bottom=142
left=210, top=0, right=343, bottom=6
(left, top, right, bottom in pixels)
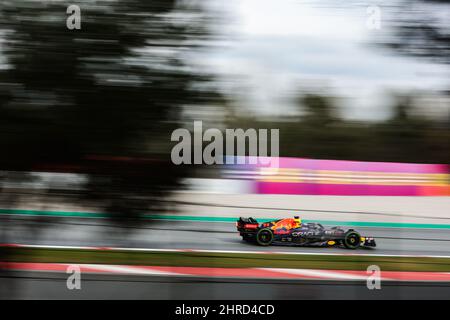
left=226, top=157, right=449, bottom=196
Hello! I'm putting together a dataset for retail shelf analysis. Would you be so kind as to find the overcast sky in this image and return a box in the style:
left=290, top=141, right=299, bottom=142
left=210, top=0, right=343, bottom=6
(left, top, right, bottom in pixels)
left=195, top=0, right=449, bottom=121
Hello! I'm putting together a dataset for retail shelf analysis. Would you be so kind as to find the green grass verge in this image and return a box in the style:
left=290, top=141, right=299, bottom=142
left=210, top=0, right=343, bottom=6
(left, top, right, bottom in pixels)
left=2, top=247, right=450, bottom=272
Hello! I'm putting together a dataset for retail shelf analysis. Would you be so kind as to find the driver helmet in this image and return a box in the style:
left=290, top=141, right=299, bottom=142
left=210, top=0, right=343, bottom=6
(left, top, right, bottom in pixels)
left=294, top=216, right=302, bottom=227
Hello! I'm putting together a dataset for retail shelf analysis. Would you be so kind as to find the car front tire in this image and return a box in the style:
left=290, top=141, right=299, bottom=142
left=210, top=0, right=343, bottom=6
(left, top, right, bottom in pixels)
left=343, top=230, right=361, bottom=249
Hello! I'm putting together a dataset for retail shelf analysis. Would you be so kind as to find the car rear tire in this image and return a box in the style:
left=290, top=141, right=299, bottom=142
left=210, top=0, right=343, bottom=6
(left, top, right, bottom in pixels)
left=343, top=230, right=361, bottom=249
left=256, top=228, right=273, bottom=246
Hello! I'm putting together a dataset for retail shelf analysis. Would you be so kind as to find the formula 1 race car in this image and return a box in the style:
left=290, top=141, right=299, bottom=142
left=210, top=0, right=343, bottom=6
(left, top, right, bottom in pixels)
left=236, top=216, right=376, bottom=249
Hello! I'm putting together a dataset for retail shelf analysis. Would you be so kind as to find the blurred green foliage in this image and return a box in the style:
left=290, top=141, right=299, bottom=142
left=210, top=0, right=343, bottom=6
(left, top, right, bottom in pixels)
left=226, top=94, right=449, bottom=164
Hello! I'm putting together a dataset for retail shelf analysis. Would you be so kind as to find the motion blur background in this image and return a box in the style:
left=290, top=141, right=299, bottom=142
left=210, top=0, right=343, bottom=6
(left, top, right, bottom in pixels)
left=0, top=0, right=449, bottom=299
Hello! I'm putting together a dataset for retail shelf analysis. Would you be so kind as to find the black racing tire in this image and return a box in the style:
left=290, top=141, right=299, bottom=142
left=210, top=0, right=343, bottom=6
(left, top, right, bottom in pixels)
left=256, top=228, right=274, bottom=246
left=343, top=230, right=361, bottom=249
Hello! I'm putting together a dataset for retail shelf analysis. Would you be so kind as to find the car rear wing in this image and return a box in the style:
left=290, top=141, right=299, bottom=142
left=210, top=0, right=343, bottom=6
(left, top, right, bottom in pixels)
left=236, top=217, right=259, bottom=232
left=237, top=217, right=258, bottom=224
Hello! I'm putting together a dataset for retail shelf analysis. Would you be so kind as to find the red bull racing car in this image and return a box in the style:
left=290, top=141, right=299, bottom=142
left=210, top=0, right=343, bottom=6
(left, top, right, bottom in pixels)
left=236, top=216, right=376, bottom=249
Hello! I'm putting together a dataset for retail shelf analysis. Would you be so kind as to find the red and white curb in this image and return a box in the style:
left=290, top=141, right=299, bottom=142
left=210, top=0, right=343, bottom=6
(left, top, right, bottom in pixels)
left=1, top=262, right=450, bottom=282
left=2, top=243, right=450, bottom=259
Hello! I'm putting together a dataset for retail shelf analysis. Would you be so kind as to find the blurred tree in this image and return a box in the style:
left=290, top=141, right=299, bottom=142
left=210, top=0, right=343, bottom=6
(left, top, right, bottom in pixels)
left=225, top=92, right=449, bottom=164
left=301, top=94, right=336, bottom=127
left=0, top=1, right=222, bottom=225
left=373, top=0, right=450, bottom=163
left=381, top=0, right=450, bottom=64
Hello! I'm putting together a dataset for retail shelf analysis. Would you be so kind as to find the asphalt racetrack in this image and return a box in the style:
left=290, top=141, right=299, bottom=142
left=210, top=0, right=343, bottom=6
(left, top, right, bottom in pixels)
left=2, top=217, right=450, bottom=256
left=2, top=272, right=450, bottom=299
left=2, top=216, right=450, bottom=299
